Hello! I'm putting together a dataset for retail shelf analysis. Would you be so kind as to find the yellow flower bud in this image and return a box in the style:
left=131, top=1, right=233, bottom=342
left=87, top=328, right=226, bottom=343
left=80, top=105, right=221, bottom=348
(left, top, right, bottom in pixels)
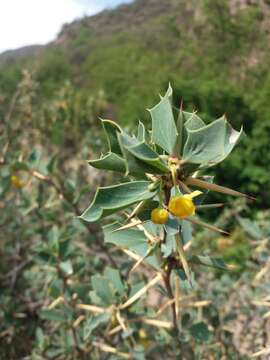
left=138, top=329, right=148, bottom=340
left=151, top=208, right=169, bottom=224
left=168, top=191, right=202, bottom=219
left=138, top=329, right=150, bottom=350
left=11, top=175, right=24, bottom=188
left=168, top=195, right=195, bottom=218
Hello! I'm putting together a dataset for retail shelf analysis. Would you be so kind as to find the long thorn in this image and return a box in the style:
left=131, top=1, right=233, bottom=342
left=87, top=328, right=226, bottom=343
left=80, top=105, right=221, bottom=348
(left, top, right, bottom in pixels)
left=186, top=177, right=256, bottom=200
left=187, top=217, right=229, bottom=235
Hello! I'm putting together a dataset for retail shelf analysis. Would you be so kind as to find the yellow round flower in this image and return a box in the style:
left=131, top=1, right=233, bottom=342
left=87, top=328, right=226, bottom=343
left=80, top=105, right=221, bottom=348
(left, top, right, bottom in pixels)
left=11, top=175, right=24, bottom=188
left=138, top=329, right=148, bottom=340
left=168, top=195, right=195, bottom=218
left=151, top=208, right=169, bottom=224
left=138, top=329, right=150, bottom=350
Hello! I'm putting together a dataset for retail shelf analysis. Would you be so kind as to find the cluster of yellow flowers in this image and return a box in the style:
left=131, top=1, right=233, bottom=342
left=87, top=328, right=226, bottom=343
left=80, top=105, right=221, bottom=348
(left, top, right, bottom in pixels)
left=151, top=191, right=201, bottom=224
left=11, top=175, right=24, bottom=188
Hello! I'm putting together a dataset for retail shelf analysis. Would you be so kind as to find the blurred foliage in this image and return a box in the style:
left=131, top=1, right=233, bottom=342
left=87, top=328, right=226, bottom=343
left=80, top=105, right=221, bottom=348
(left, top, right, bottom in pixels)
left=0, top=72, right=108, bottom=358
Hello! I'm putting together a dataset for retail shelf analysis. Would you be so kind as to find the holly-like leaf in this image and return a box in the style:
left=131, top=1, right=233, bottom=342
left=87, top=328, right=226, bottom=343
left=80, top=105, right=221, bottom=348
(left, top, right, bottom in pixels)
left=89, top=152, right=126, bottom=173
left=183, top=116, right=243, bottom=167
left=101, top=119, right=122, bottom=155
left=80, top=181, right=157, bottom=222
left=137, top=121, right=146, bottom=142
left=174, top=111, right=205, bottom=157
left=118, top=132, right=169, bottom=175
left=103, top=222, right=160, bottom=269
left=118, top=134, right=156, bottom=177
left=149, top=84, right=178, bottom=154
left=184, top=111, right=205, bottom=131
left=104, top=222, right=146, bottom=251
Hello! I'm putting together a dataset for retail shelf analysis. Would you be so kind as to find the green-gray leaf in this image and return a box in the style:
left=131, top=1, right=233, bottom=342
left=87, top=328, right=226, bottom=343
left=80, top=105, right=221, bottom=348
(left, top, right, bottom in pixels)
left=119, top=132, right=169, bottom=175
left=184, top=111, right=205, bottom=131
left=101, top=119, right=122, bottom=155
left=103, top=222, right=159, bottom=268
left=40, top=309, right=67, bottom=322
left=238, top=217, right=264, bottom=239
left=161, top=234, right=176, bottom=258
left=59, top=260, right=73, bottom=276
left=88, top=152, right=126, bottom=173
left=189, top=255, right=230, bottom=271
left=91, top=275, right=115, bottom=305
left=80, top=181, right=157, bottom=222
left=174, top=111, right=205, bottom=157
left=190, top=322, right=211, bottom=342
left=104, top=267, right=125, bottom=296
left=183, top=116, right=243, bottom=167
left=149, top=84, right=177, bottom=154
left=164, top=216, right=179, bottom=236
left=83, top=313, right=110, bottom=341
left=137, top=121, right=146, bottom=142
left=180, top=220, right=193, bottom=245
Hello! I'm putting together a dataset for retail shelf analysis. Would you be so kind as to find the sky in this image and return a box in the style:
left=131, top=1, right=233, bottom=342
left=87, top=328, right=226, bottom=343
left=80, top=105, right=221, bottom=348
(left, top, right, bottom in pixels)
left=0, top=0, right=132, bottom=53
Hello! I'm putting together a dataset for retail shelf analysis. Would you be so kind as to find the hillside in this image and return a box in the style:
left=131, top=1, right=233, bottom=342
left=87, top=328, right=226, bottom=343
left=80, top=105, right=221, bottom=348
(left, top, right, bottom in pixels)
left=0, top=45, right=42, bottom=67
left=1, top=0, right=270, bottom=203
left=57, top=0, right=179, bottom=38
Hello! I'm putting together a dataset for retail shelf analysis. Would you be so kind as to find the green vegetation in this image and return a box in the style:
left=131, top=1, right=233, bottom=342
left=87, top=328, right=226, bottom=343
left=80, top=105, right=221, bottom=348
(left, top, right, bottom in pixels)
left=1, top=0, right=269, bottom=205
left=1, top=0, right=270, bottom=358
left=1, top=70, right=269, bottom=359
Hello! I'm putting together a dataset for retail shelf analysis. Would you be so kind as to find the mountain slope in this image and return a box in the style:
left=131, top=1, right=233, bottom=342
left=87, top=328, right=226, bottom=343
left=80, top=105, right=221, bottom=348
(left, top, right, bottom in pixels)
left=36, top=0, right=268, bottom=121
left=0, top=45, right=42, bottom=67
left=57, top=0, right=179, bottom=39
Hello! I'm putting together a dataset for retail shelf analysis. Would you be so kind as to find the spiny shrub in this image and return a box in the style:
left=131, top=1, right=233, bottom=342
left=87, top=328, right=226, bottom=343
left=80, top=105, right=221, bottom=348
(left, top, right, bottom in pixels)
left=79, top=85, right=253, bottom=356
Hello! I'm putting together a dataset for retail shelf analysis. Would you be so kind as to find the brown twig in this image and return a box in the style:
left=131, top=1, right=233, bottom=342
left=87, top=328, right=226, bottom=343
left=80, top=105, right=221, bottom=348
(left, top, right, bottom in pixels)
left=163, top=263, right=178, bottom=335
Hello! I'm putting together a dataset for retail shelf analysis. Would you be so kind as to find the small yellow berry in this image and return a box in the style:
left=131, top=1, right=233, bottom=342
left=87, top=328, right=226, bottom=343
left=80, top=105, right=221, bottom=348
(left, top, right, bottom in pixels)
left=138, top=329, right=150, bottom=349
left=138, top=329, right=148, bottom=340
left=11, top=175, right=24, bottom=188
left=168, top=195, right=195, bottom=219
left=151, top=208, right=169, bottom=224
